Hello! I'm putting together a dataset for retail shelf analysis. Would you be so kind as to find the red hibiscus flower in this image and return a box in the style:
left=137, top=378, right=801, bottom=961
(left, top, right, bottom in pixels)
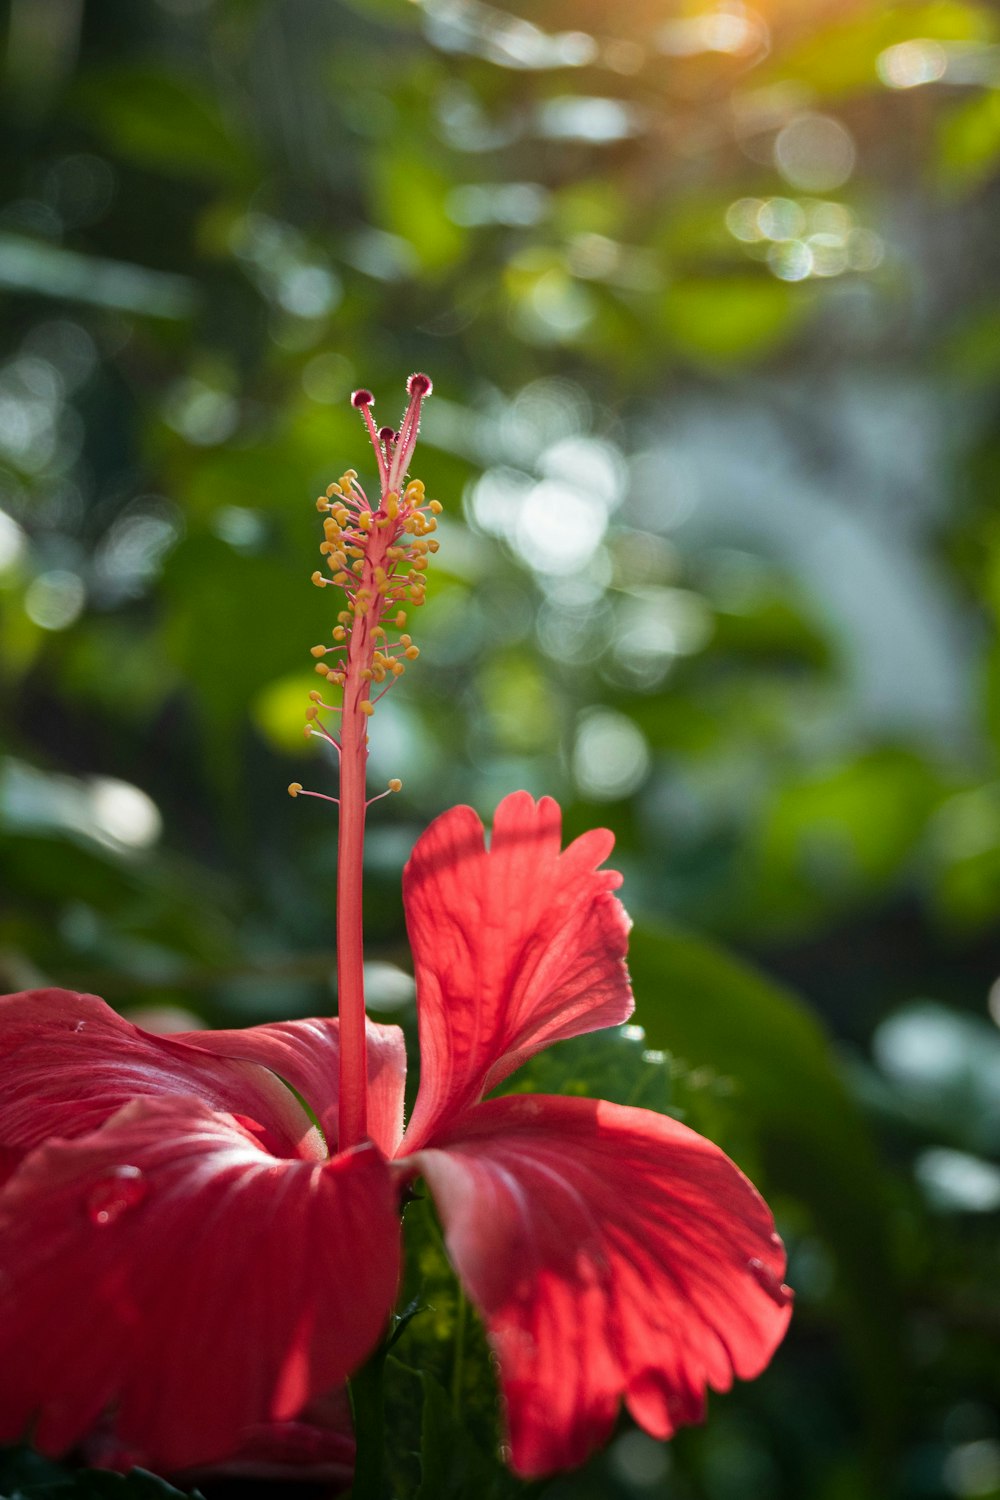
left=0, top=793, right=790, bottom=1478
left=0, top=377, right=790, bottom=1481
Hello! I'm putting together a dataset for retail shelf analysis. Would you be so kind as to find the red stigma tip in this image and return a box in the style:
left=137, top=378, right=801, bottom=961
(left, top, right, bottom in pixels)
left=406, top=372, right=432, bottom=397
left=379, top=426, right=396, bottom=445
left=351, top=389, right=374, bottom=408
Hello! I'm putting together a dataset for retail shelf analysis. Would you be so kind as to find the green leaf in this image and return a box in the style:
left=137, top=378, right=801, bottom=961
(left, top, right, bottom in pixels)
left=367, top=144, right=466, bottom=274
left=412, top=1366, right=537, bottom=1500
left=74, top=68, right=255, bottom=184
left=755, top=1, right=995, bottom=101
left=508, top=1024, right=675, bottom=1116
left=159, top=533, right=321, bottom=796
left=661, top=276, right=806, bottom=364
left=0, top=1448, right=203, bottom=1500
left=415, top=1370, right=494, bottom=1500
left=627, top=923, right=903, bottom=1470
left=746, top=750, right=943, bottom=935
left=936, top=88, right=1000, bottom=195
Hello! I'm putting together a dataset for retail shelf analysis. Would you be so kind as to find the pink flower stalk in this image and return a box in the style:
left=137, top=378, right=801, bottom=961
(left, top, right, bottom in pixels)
left=0, top=377, right=791, bottom=1481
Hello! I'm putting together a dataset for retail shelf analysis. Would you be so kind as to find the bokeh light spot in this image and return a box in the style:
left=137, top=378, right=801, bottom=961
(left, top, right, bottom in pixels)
left=767, top=240, right=812, bottom=281
left=515, top=480, right=607, bottom=575
left=775, top=114, right=856, bottom=192
left=573, top=709, right=650, bottom=801
left=726, top=197, right=767, bottom=242
left=0, top=508, right=26, bottom=573
left=24, top=569, right=85, bottom=630
left=90, top=777, right=162, bottom=849
left=915, top=1149, right=1000, bottom=1214
left=878, top=39, right=948, bottom=90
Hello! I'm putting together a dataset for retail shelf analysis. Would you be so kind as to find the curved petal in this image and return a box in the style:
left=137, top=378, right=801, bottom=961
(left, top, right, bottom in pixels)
left=413, top=1095, right=791, bottom=1477
left=171, top=1017, right=407, bottom=1156
left=402, top=794, right=633, bottom=1147
left=85, top=1388, right=355, bottom=1487
left=0, top=1094, right=401, bottom=1471
left=0, top=990, right=320, bottom=1158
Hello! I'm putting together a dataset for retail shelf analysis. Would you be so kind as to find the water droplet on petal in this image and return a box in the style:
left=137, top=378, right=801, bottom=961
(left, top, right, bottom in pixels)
left=748, top=1257, right=794, bottom=1306
left=85, top=1166, right=148, bottom=1226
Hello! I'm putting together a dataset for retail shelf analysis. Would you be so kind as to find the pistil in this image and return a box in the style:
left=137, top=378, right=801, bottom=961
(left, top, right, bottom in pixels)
left=291, top=374, right=436, bottom=1151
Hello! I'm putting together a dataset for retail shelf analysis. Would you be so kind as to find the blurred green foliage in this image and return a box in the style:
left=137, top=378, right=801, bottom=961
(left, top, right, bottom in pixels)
left=2, top=0, right=1000, bottom=1497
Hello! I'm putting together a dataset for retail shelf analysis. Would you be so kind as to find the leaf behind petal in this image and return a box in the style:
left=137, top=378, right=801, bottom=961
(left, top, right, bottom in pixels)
left=628, top=922, right=902, bottom=1470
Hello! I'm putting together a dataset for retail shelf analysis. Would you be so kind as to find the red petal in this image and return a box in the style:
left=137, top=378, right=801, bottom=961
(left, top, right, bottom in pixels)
left=0, top=1094, right=400, bottom=1471
left=402, top=794, right=632, bottom=1146
left=0, top=990, right=319, bottom=1158
left=0, top=990, right=407, bottom=1159
left=170, top=1017, right=407, bottom=1156
left=413, top=1095, right=791, bottom=1477
left=85, top=1388, right=356, bottom=1486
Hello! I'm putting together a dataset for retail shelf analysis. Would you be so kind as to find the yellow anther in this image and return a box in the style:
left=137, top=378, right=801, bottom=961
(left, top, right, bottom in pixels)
left=424, top=517, right=437, bottom=532
left=326, top=483, right=342, bottom=497
left=309, top=691, right=322, bottom=702
left=358, top=510, right=373, bottom=531
left=405, top=644, right=420, bottom=659
left=429, top=499, right=443, bottom=513
left=360, top=700, right=375, bottom=716
left=374, top=567, right=388, bottom=589
left=352, top=560, right=364, bottom=574
left=400, top=634, right=412, bottom=647
left=310, top=645, right=327, bottom=658
left=428, top=539, right=440, bottom=552
left=338, top=611, right=351, bottom=624
left=315, top=662, right=330, bottom=676
left=305, top=706, right=318, bottom=720
left=344, top=545, right=363, bottom=559
left=361, top=668, right=373, bottom=680
left=388, top=778, right=403, bottom=792
left=288, top=782, right=303, bottom=797
left=385, top=493, right=399, bottom=520
left=412, top=557, right=428, bottom=571
left=394, top=612, right=407, bottom=626
left=327, top=669, right=344, bottom=684
left=332, top=626, right=346, bottom=641
left=392, top=660, right=405, bottom=677
left=315, top=497, right=330, bottom=512
left=311, top=570, right=325, bottom=587
left=333, top=571, right=350, bottom=585
left=405, top=478, right=425, bottom=496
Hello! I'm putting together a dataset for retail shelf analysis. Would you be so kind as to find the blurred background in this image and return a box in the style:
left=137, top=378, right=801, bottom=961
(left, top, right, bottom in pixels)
left=1, top=0, right=999, bottom=1497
